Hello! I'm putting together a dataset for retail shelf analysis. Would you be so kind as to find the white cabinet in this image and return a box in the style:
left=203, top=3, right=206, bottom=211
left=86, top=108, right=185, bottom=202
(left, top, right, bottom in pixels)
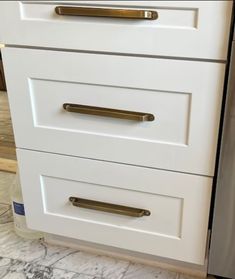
left=0, top=0, right=232, bottom=266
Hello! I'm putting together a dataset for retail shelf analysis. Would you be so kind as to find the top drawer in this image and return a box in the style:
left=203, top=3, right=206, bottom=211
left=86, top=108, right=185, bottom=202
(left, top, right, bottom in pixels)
left=0, top=1, right=232, bottom=60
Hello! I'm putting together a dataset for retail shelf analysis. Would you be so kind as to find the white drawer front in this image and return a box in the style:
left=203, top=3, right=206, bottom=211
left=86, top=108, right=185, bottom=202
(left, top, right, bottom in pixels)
left=0, top=1, right=232, bottom=60
left=17, top=149, right=212, bottom=264
left=3, top=48, right=225, bottom=175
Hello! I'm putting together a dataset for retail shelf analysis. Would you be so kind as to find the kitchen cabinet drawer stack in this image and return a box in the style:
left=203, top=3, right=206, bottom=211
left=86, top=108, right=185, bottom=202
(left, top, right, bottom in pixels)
left=0, top=1, right=232, bottom=265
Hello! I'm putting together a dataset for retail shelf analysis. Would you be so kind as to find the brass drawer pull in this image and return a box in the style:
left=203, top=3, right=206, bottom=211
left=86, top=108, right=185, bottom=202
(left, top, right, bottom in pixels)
left=69, top=197, right=151, bottom=217
left=63, top=103, right=155, bottom=122
left=55, top=6, right=158, bottom=20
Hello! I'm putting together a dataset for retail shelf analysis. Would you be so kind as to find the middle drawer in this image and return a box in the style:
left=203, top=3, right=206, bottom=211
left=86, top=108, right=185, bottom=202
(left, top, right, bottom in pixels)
left=3, top=47, right=225, bottom=175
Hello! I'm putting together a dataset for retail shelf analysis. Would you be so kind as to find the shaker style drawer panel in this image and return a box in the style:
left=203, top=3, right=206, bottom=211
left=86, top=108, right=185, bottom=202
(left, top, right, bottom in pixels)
left=0, top=1, right=232, bottom=60
left=3, top=47, right=225, bottom=175
left=17, top=149, right=212, bottom=265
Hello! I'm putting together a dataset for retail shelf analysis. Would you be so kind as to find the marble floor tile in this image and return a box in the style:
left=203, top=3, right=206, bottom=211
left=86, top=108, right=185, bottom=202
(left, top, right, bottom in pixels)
left=0, top=223, right=46, bottom=263
left=52, top=251, right=129, bottom=279
left=0, top=256, right=101, bottom=279
left=0, top=223, right=202, bottom=279
left=0, top=201, right=129, bottom=279
left=0, top=223, right=80, bottom=267
left=32, top=242, right=78, bottom=267
left=0, top=223, right=128, bottom=279
left=122, top=263, right=178, bottom=279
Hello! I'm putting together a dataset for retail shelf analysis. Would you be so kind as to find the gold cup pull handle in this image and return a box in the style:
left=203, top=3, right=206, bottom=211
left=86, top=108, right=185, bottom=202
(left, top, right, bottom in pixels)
left=55, top=6, right=158, bottom=20
left=63, top=103, right=155, bottom=122
left=69, top=197, right=151, bottom=217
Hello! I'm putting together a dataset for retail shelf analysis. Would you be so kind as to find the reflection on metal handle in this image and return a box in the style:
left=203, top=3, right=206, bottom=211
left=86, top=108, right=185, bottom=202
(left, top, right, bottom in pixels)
left=55, top=6, right=158, bottom=20
left=69, top=197, right=151, bottom=217
left=63, top=103, right=155, bottom=122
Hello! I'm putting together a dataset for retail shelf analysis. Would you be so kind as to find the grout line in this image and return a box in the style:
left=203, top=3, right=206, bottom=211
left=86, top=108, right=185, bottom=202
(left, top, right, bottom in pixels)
left=49, top=250, right=79, bottom=267
left=120, top=261, right=132, bottom=279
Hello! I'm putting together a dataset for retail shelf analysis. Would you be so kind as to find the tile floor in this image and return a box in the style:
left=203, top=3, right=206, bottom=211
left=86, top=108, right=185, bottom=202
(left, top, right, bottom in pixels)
left=0, top=170, right=201, bottom=279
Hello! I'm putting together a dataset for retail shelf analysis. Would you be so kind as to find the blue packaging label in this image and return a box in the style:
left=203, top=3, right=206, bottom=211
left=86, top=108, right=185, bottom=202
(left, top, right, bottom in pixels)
left=13, top=202, right=25, bottom=216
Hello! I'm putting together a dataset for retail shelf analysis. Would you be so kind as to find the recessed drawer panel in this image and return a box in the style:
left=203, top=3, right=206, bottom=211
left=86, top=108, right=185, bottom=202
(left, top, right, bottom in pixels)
left=0, top=1, right=232, bottom=60
left=17, top=149, right=212, bottom=265
left=3, top=47, right=225, bottom=175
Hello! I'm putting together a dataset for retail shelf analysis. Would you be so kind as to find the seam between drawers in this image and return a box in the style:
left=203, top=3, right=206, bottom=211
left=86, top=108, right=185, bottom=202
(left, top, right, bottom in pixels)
left=17, top=147, right=213, bottom=178
left=5, top=45, right=227, bottom=64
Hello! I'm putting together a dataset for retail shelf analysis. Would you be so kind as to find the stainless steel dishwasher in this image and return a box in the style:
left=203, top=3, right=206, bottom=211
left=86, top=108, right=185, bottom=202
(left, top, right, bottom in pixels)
left=208, top=19, right=235, bottom=279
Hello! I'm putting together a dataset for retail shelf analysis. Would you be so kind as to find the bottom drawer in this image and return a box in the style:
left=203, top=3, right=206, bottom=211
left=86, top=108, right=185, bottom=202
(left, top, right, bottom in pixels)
left=17, top=149, right=212, bottom=265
